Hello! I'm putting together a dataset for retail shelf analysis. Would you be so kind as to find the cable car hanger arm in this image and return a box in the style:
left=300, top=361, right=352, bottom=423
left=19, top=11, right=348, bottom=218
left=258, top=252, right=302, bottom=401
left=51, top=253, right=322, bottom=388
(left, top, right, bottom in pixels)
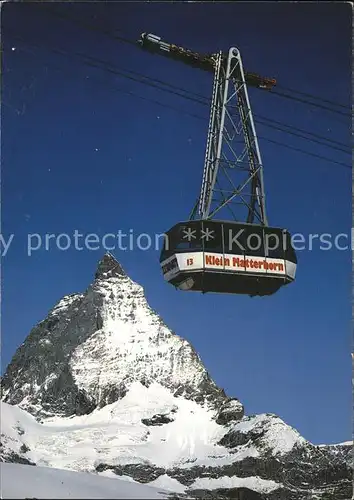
left=137, top=33, right=277, bottom=90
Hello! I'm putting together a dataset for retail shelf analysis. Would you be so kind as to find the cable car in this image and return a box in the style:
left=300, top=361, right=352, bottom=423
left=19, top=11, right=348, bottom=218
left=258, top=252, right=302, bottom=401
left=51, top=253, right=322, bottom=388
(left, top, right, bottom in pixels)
left=160, top=220, right=296, bottom=296
left=137, top=33, right=297, bottom=297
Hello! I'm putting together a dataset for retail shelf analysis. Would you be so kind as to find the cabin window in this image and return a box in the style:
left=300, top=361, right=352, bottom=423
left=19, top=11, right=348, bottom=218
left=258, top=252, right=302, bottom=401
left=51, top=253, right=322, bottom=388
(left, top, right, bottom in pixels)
left=263, top=227, right=286, bottom=259
left=243, top=225, right=265, bottom=257
left=201, top=221, right=223, bottom=253
left=161, top=256, right=178, bottom=274
left=160, top=229, right=178, bottom=260
left=175, top=222, right=203, bottom=252
left=284, top=231, right=297, bottom=263
left=222, top=223, right=247, bottom=255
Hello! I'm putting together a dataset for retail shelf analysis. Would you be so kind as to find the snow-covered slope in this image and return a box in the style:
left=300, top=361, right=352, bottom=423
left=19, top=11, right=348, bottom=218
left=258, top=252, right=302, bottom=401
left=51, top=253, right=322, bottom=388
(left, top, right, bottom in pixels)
left=0, top=462, right=177, bottom=499
left=1, top=396, right=351, bottom=499
left=0, top=384, right=306, bottom=473
left=1, top=253, right=352, bottom=500
left=0, top=398, right=295, bottom=498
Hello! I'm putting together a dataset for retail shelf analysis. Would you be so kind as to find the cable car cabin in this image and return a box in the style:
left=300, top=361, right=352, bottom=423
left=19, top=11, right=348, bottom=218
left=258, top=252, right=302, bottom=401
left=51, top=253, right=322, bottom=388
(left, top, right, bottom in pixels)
left=159, top=220, right=297, bottom=297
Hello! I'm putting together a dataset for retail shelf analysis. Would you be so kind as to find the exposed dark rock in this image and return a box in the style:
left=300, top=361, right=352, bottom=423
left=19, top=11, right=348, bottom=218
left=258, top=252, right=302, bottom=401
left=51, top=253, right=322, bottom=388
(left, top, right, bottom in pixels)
left=319, top=442, right=353, bottom=469
left=0, top=450, right=36, bottom=466
left=95, top=252, right=126, bottom=280
left=218, top=426, right=266, bottom=448
left=38, top=365, right=96, bottom=417
left=97, top=383, right=128, bottom=407
left=92, top=453, right=353, bottom=499
left=20, top=443, right=30, bottom=453
left=95, top=462, right=166, bottom=483
left=141, top=413, right=175, bottom=426
left=188, top=488, right=265, bottom=500
left=216, top=398, right=245, bottom=425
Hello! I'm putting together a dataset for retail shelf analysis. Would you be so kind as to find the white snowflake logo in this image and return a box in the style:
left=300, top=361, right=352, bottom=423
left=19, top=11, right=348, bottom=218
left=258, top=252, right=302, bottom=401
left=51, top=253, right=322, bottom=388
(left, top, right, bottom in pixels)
left=201, top=227, right=215, bottom=241
left=182, top=228, right=197, bottom=241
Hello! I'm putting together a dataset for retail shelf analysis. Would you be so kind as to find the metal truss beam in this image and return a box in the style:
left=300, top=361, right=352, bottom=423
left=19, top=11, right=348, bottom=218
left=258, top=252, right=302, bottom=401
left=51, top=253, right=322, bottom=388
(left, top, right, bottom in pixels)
left=195, top=47, right=268, bottom=226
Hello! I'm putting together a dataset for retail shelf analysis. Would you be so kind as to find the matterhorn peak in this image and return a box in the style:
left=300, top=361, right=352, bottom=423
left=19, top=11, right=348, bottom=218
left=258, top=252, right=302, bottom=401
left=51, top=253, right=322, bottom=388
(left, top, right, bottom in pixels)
left=95, top=251, right=126, bottom=280
left=1, top=252, right=240, bottom=421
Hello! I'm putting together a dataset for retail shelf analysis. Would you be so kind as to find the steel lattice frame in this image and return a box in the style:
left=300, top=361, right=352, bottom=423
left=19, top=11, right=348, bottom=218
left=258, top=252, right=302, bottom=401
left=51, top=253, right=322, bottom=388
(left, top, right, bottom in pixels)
left=193, top=47, right=268, bottom=226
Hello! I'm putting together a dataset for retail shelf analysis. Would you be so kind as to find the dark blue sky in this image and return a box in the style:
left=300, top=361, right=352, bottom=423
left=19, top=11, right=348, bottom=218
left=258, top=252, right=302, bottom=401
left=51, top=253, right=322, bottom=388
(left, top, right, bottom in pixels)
left=2, top=2, right=352, bottom=444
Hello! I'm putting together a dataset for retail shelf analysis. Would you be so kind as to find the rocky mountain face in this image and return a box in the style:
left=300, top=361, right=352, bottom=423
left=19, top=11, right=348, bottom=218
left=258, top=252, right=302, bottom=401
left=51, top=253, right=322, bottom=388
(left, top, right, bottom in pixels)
left=1, top=253, right=236, bottom=421
left=1, top=253, right=352, bottom=500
